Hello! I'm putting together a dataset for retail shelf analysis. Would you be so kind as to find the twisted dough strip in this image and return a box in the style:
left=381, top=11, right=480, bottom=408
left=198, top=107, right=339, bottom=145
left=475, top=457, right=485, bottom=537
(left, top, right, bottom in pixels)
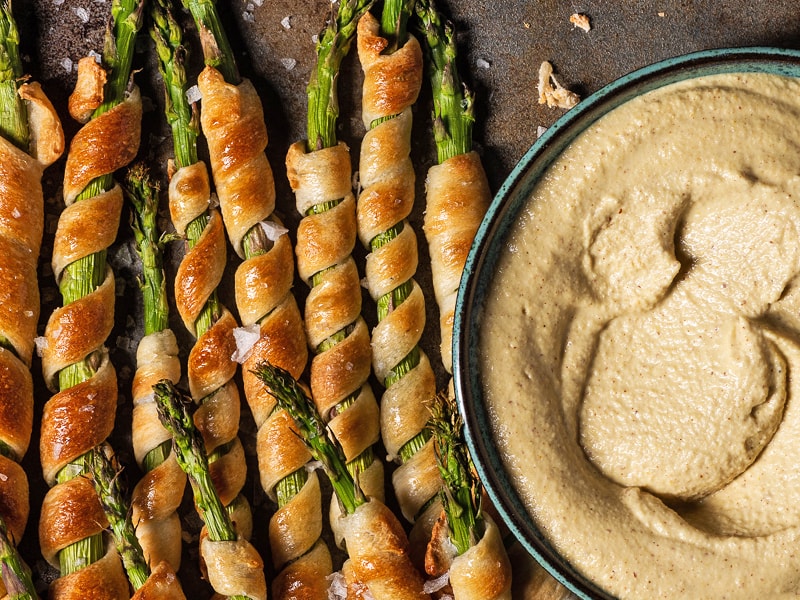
left=337, top=499, right=431, bottom=600
left=423, top=151, right=491, bottom=373
left=131, top=561, right=187, bottom=600
left=425, top=512, right=512, bottom=600
left=0, top=81, right=62, bottom=548
left=356, top=13, right=441, bottom=560
left=197, top=65, right=331, bottom=597
left=39, top=60, right=140, bottom=596
left=168, top=159, right=252, bottom=558
left=287, top=140, right=384, bottom=545
left=131, top=330, right=185, bottom=571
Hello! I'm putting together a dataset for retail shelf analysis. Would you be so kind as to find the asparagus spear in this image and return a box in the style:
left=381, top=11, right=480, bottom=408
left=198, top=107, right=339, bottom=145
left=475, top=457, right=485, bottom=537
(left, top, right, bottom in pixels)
left=0, top=515, right=36, bottom=600
left=88, top=445, right=150, bottom=591
left=427, top=392, right=483, bottom=553
left=415, top=0, right=474, bottom=163
left=152, top=381, right=250, bottom=600
left=0, top=0, right=28, bottom=151
left=307, top=0, right=374, bottom=152
left=179, top=0, right=238, bottom=85
left=251, top=363, right=364, bottom=514
left=151, top=0, right=220, bottom=338
left=51, top=0, right=145, bottom=577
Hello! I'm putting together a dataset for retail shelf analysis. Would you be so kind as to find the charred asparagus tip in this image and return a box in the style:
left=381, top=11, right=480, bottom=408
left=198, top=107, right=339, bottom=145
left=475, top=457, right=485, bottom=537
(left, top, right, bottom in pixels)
left=88, top=444, right=150, bottom=590
left=251, top=362, right=366, bottom=514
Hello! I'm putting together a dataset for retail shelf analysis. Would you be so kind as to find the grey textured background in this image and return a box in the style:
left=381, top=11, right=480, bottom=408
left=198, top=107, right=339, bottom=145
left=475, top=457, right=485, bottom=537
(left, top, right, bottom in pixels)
left=18, top=1, right=800, bottom=597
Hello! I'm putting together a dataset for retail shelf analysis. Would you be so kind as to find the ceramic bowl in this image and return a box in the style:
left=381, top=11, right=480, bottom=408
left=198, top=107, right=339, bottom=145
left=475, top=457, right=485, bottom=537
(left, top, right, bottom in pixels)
left=452, top=46, right=800, bottom=600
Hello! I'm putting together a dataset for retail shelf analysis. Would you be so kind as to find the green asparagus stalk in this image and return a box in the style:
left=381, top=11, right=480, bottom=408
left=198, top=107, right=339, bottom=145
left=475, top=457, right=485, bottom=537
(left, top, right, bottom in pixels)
left=179, top=0, right=238, bottom=84
left=307, top=0, right=374, bottom=152
left=125, top=163, right=176, bottom=472
left=0, top=514, right=36, bottom=600
left=0, top=0, right=28, bottom=152
left=252, top=362, right=365, bottom=515
left=415, top=0, right=474, bottom=163
left=88, top=445, right=150, bottom=591
left=428, top=391, right=484, bottom=554
left=152, top=380, right=248, bottom=600
left=150, top=0, right=220, bottom=339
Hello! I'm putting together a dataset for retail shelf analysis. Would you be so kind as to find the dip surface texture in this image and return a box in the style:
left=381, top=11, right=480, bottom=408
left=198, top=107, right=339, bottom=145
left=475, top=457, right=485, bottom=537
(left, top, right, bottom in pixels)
left=480, top=72, right=800, bottom=599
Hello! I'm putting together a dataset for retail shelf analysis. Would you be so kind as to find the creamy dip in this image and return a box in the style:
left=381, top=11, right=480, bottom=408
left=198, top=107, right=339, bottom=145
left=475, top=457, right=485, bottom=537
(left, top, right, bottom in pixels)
left=480, top=72, right=800, bottom=598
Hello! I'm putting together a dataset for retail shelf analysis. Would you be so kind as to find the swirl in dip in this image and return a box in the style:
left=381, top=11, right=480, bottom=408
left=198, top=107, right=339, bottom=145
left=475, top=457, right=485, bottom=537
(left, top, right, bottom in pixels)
left=480, top=72, right=800, bottom=598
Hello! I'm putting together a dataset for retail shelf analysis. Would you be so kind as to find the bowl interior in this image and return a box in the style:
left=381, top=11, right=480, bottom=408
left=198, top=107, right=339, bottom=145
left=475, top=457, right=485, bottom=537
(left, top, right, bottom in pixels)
left=452, top=46, right=800, bottom=600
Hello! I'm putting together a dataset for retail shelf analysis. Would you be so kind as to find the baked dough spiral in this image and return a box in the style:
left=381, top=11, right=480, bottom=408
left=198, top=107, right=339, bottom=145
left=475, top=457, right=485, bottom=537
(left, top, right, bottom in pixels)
left=423, top=151, right=491, bottom=373
left=39, top=56, right=139, bottom=598
left=287, top=138, right=384, bottom=546
left=355, top=12, right=441, bottom=560
left=197, top=65, right=332, bottom=598
left=130, top=329, right=185, bottom=571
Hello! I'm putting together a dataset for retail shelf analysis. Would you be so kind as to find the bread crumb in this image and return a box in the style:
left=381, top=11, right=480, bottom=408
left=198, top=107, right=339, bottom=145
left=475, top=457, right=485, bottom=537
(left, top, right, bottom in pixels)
left=537, top=61, right=580, bottom=109
left=658, top=11, right=666, bottom=17
left=570, top=13, right=591, bottom=32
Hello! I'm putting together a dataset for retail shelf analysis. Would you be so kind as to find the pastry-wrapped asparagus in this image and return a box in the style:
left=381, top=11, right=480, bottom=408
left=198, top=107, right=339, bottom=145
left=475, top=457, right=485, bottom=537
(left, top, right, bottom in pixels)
left=88, top=444, right=187, bottom=600
left=355, top=0, right=442, bottom=563
left=151, top=0, right=252, bottom=543
left=254, top=362, right=431, bottom=600
left=125, top=164, right=186, bottom=572
left=415, top=0, right=491, bottom=374
left=286, top=0, right=384, bottom=547
left=38, top=0, right=143, bottom=596
left=0, top=2, right=63, bottom=598
left=153, top=380, right=266, bottom=600
left=424, top=392, right=512, bottom=600
left=180, top=0, right=332, bottom=594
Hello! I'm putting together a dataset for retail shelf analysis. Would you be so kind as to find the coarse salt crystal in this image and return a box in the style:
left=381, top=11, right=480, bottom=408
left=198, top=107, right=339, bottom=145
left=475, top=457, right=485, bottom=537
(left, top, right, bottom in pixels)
left=242, top=10, right=255, bottom=23
left=281, top=57, right=297, bottom=71
left=259, top=219, right=288, bottom=241
left=537, top=125, right=548, bottom=138
left=88, top=49, right=102, bottom=63
left=231, top=324, right=261, bottom=363
left=246, top=2, right=254, bottom=11
left=34, top=336, right=47, bottom=357
left=423, top=571, right=451, bottom=594
left=476, top=58, right=491, bottom=69
left=53, top=0, right=65, bottom=5
left=186, top=84, right=202, bottom=105
left=281, top=16, right=292, bottom=29
left=312, top=34, right=319, bottom=44
left=74, top=7, right=90, bottom=22
left=61, top=57, right=73, bottom=72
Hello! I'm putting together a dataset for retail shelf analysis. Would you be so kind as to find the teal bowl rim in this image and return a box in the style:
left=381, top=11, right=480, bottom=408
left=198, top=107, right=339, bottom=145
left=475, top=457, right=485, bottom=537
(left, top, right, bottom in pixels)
left=452, top=46, right=800, bottom=600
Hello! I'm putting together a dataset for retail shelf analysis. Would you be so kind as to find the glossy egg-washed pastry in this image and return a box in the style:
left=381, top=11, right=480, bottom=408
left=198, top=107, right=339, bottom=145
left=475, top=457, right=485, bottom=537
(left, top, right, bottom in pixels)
left=0, top=26, right=64, bottom=593
left=39, top=51, right=141, bottom=598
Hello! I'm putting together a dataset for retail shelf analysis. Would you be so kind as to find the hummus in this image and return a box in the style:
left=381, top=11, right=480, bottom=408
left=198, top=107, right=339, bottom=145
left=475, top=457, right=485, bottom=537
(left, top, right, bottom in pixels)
left=480, top=72, right=800, bottom=598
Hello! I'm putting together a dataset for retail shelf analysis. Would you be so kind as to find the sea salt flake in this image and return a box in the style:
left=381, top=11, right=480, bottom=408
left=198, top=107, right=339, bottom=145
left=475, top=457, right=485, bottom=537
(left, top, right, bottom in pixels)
left=281, top=16, right=292, bottom=29
left=537, top=125, right=548, bottom=138
left=34, top=336, right=47, bottom=357
left=242, top=10, right=255, bottom=22
left=280, top=57, right=297, bottom=71
left=88, top=49, right=102, bottom=63
left=326, top=572, right=347, bottom=600
left=74, top=7, right=90, bottom=22
left=61, top=57, right=73, bottom=72
left=186, top=84, right=202, bottom=104
left=246, top=2, right=254, bottom=11
left=423, top=571, right=451, bottom=594
left=476, top=57, right=491, bottom=69
left=259, top=220, right=288, bottom=241
left=231, top=324, right=261, bottom=363
left=53, top=0, right=65, bottom=5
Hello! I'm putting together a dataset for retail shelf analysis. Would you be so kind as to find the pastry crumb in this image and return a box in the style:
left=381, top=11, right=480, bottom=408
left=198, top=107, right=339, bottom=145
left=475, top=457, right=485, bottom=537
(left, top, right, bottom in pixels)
left=570, top=13, right=591, bottom=32
left=537, top=61, right=580, bottom=109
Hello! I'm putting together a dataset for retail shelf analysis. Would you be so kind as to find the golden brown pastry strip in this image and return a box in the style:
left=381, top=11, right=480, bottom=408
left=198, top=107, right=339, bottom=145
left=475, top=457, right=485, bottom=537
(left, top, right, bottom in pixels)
left=39, top=55, right=141, bottom=595
left=197, top=64, right=330, bottom=597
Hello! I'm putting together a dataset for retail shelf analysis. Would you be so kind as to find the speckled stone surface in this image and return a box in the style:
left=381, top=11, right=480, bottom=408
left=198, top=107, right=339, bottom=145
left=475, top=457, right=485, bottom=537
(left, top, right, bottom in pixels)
left=17, top=1, right=800, bottom=598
